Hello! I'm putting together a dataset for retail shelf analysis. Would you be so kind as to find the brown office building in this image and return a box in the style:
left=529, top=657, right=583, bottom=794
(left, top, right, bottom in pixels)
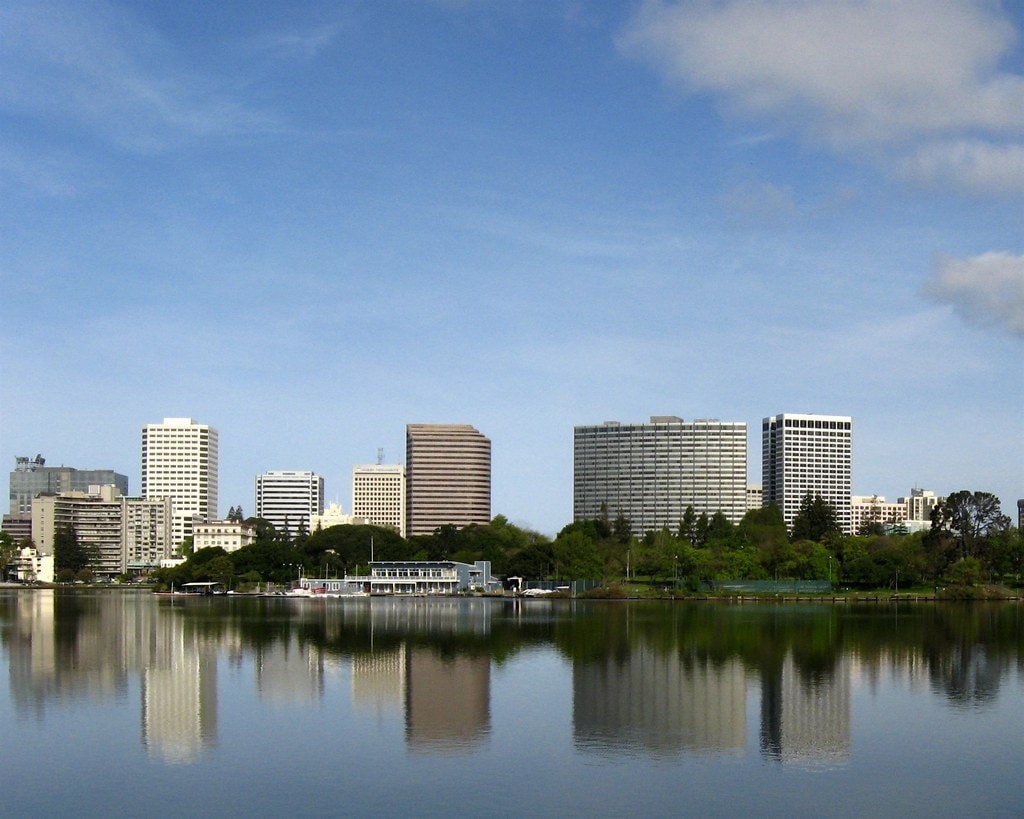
left=405, top=424, right=491, bottom=537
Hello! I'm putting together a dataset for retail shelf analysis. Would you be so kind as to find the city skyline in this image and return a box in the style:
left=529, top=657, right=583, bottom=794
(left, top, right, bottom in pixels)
left=4, top=405, right=1015, bottom=540
left=2, top=1, right=1021, bottom=536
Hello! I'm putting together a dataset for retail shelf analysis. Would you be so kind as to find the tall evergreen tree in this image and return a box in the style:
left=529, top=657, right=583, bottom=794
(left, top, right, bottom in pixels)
left=791, top=493, right=841, bottom=543
left=54, top=523, right=89, bottom=573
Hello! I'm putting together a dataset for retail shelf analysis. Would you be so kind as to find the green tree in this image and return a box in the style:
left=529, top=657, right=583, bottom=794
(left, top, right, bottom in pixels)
left=694, top=512, right=709, bottom=548
left=612, top=513, right=632, bottom=545
left=54, top=523, right=90, bottom=573
left=242, top=517, right=277, bottom=542
left=791, top=493, right=841, bottom=543
left=552, top=530, right=602, bottom=580
left=944, top=557, right=984, bottom=586
left=505, top=539, right=554, bottom=580
left=202, top=555, right=235, bottom=587
left=706, top=512, right=735, bottom=546
left=739, top=505, right=788, bottom=555
left=0, top=531, right=17, bottom=579
left=678, top=506, right=697, bottom=545
left=988, top=527, right=1024, bottom=586
left=930, top=491, right=1010, bottom=562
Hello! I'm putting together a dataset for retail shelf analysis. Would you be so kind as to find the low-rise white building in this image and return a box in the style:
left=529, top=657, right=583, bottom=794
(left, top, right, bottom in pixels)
left=310, top=502, right=369, bottom=532
left=14, top=545, right=54, bottom=584
left=851, top=495, right=909, bottom=534
left=192, top=520, right=256, bottom=553
left=367, top=560, right=498, bottom=594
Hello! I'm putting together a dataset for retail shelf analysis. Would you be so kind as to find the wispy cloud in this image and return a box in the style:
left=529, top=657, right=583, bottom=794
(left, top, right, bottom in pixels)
left=255, top=22, right=345, bottom=59
left=0, top=0, right=276, bottom=152
left=0, top=145, right=82, bottom=197
left=926, top=252, right=1024, bottom=337
left=619, top=0, right=1024, bottom=195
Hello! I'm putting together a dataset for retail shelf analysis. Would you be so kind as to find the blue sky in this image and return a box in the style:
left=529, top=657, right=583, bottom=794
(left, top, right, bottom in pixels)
left=2, top=0, right=1022, bottom=535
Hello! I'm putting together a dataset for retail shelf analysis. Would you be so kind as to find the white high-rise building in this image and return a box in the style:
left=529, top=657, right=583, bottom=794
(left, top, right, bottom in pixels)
left=899, top=488, right=942, bottom=523
left=574, top=417, right=748, bottom=535
left=352, top=464, right=406, bottom=536
left=255, top=470, right=324, bottom=537
left=141, top=418, right=219, bottom=546
left=762, top=413, right=852, bottom=534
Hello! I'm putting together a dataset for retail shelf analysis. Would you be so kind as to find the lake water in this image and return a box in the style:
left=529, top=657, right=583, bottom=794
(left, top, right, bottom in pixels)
left=1, top=590, right=1021, bottom=817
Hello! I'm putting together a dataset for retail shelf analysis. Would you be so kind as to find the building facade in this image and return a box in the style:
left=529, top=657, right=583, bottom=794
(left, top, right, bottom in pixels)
left=367, top=560, right=497, bottom=594
left=9, top=454, right=127, bottom=515
left=32, top=487, right=123, bottom=577
left=255, top=470, right=324, bottom=537
left=30, top=487, right=174, bottom=577
left=406, top=424, right=491, bottom=537
left=352, top=464, right=406, bottom=536
left=309, top=502, right=368, bottom=531
left=122, top=496, right=174, bottom=573
left=899, top=488, right=942, bottom=523
left=850, top=495, right=909, bottom=534
left=192, top=520, right=256, bottom=553
left=762, top=413, right=853, bottom=534
left=141, top=418, right=218, bottom=545
left=573, top=417, right=748, bottom=535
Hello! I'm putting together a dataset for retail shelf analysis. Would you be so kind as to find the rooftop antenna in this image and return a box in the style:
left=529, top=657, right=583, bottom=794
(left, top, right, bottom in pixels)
left=377, top=447, right=384, bottom=465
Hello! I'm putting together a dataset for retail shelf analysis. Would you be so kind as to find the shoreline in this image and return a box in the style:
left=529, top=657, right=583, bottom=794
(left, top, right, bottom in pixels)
left=1, top=582, right=1019, bottom=602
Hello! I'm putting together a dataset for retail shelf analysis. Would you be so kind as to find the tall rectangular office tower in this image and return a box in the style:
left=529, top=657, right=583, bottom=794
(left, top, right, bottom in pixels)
left=762, top=413, right=852, bottom=534
left=574, top=417, right=748, bottom=536
left=352, top=464, right=406, bottom=536
left=406, top=424, right=490, bottom=537
left=255, top=470, right=324, bottom=537
left=142, top=417, right=218, bottom=545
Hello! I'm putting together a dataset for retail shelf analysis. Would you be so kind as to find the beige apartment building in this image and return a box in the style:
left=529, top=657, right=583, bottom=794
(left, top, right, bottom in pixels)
left=352, top=464, right=406, bottom=536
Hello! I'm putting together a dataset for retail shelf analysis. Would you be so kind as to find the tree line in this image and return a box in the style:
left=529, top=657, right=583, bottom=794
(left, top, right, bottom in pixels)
left=149, top=489, right=1021, bottom=591
left=3, top=488, right=1018, bottom=591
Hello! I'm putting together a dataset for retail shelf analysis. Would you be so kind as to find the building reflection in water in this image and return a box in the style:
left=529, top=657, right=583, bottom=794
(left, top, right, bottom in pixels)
left=142, top=608, right=218, bottom=764
left=349, top=599, right=492, bottom=752
left=352, top=644, right=406, bottom=717
left=10, top=595, right=1010, bottom=771
left=8, top=590, right=132, bottom=714
left=255, top=639, right=324, bottom=704
left=573, top=646, right=746, bottom=758
left=760, top=652, right=851, bottom=764
left=405, top=646, right=490, bottom=752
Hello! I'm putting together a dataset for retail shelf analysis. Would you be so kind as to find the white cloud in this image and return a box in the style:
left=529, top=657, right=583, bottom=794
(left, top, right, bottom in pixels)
left=620, top=0, right=1024, bottom=193
left=926, top=252, right=1024, bottom=337
left=897, top=140, right=1024, bottom=195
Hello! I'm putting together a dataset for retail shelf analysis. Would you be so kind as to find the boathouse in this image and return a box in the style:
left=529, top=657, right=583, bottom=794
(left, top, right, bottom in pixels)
left=367, top=560, right=498, bottom=595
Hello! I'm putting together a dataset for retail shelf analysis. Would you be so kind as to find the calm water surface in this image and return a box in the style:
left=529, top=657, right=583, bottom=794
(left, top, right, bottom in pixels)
left=0, top=590, right=1021, bottom=817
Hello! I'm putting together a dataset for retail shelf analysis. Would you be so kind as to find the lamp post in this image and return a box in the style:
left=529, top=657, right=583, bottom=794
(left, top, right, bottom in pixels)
left=828, top=555, right=833, bottom=588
